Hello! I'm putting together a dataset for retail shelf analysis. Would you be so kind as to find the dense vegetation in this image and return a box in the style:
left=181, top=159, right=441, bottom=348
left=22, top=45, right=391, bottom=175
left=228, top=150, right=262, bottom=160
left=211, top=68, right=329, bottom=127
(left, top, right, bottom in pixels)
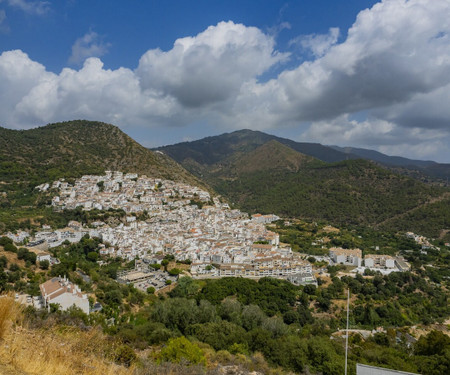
left=105, top=275, right=449, bottom=374
left=0, top=120, right=201, bottom=190
left=157, top=131, right=449, bottom=237
left=214, top=158, right=448, bottom=235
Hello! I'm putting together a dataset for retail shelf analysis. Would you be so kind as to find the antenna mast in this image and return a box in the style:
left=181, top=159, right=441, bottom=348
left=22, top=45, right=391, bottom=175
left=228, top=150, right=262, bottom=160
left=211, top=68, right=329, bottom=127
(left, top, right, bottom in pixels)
left=345, top=288, right=350, bottom=375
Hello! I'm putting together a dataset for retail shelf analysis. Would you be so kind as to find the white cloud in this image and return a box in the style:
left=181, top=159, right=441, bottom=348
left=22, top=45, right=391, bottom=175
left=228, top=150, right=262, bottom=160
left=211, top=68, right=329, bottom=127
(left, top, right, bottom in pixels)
left=290, top=27, right=340, bottom=57
left=240, top=0, right=450, bottom=126
left=69, top=31, right=111, bottom=65
left=136, top=21, right=289, bottom=107
left=6, top=0, right=50, bottom=15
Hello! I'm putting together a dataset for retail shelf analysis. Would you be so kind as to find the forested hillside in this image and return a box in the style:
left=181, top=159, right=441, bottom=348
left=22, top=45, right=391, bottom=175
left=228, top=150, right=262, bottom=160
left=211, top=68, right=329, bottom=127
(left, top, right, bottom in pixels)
left=158, top=132, right=449, bottom=236
left=0, top=120, right=202, bottom=193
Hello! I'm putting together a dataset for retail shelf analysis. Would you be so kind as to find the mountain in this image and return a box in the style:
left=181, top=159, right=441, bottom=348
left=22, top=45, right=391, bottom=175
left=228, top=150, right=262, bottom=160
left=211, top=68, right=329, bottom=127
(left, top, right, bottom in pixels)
left=0, top=120, right=205, bottom=205
left=157, top=129, right=358, bottom=165
left=158, top=129, right=450, bottom=184
left=331, top=145, right=450, bottom=182
left=156, top=130, right=449, bottom=236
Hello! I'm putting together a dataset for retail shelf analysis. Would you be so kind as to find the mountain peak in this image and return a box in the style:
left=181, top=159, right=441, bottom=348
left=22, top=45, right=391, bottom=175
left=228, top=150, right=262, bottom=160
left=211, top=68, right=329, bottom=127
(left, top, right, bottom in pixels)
left=234, top=140, right=318, bottom=174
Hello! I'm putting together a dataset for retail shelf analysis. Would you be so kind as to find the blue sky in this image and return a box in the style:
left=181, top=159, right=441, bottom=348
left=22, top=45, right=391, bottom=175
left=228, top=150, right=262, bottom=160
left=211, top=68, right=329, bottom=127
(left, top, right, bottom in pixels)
left=1, top=0, right=450, bottom=162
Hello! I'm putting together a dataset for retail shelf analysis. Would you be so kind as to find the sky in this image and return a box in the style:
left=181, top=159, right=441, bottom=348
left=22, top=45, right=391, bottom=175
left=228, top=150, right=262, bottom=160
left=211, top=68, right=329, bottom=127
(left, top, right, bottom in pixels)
left=1, top=0, right=450, bottom=163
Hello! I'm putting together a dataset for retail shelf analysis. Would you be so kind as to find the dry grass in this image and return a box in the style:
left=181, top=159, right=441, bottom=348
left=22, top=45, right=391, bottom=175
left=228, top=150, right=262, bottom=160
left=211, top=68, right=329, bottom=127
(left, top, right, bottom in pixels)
left=0, top=294, right=135, bottom=375
left=0, top=294, right=22, bottom=340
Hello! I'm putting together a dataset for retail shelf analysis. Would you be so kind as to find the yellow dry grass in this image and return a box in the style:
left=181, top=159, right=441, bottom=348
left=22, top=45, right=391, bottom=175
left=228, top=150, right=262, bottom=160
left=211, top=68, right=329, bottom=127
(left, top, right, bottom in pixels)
left=0, top=294, right=135, bottom=375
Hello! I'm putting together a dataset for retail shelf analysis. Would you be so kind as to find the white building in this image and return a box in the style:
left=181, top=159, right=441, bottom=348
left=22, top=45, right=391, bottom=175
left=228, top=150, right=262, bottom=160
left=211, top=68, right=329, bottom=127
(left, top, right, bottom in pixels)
left=364, top=254, right=395, bottom=269
left=40, top=276, right=89, bottom=314
left=329, top=247, right=362, bottom=267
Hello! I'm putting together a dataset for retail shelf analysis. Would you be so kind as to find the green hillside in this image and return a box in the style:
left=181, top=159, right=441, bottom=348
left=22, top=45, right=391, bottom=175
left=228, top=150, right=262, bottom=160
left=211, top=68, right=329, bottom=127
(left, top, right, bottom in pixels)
left=0, top=120, right=203, bottom=190
left=215, top=158, right=446, bottom=228
left=158, top=133, right=449, bottom=236
left=0, top=120, right=207, bottom=231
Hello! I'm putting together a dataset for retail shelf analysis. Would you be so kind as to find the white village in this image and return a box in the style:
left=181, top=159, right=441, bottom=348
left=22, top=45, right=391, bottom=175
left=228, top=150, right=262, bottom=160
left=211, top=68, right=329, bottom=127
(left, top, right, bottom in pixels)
left=6, top=171, right=413, bottom=314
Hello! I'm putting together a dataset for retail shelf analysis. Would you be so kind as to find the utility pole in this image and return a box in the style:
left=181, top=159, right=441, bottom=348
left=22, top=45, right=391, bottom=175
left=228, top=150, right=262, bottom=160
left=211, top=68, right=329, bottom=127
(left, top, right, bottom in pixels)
left=345, top=288, right=350, bottom=375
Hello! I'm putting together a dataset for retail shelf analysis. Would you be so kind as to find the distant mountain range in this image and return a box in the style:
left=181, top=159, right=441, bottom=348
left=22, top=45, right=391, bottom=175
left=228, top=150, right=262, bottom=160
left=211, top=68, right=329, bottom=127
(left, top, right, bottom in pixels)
left=158, top=129, right=450, bottom=183
left=157, top=129, right=450, bottom=236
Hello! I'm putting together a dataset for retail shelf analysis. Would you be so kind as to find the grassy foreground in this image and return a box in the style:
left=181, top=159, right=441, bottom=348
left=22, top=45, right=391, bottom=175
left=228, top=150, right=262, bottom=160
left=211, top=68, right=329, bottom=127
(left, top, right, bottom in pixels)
left=0, top=294, right=134, bottom=375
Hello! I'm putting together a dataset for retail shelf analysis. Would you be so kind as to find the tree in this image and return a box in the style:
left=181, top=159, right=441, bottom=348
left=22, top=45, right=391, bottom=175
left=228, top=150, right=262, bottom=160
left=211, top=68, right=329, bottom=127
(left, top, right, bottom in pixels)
left=114, top=344, right=136, bottom=367
left=0, top=255, right=7, bottom=269
left=241, top=304, right=265, bottom=331
left=4, top=243, right=17, bottom=253
left=415, top=330, right=450, bottom=356
left=168, top=268, right=181, bottom=276
left=17, top=248, right=29, bottom=260
left=0, top=236, right=13, bottom=247
left=158, top=336, right=206, bottom=366
left=39, top=259, right=50, bottom=270
left=169, top=277, right=200, bottom=298
left=87, top=251, right=99, bottom=262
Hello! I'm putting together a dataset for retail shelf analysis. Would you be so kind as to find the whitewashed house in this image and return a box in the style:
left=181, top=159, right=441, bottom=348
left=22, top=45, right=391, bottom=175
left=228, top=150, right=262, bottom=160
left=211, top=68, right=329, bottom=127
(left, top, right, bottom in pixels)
left=40, top=276, right=89, bottom=314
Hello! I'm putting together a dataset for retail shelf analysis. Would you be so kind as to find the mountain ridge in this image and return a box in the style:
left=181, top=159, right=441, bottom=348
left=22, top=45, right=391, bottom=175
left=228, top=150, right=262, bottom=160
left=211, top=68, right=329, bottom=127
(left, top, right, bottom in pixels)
left=157, top=129, right=450, bottom=183
left=156, top=130, right=449, bottom=236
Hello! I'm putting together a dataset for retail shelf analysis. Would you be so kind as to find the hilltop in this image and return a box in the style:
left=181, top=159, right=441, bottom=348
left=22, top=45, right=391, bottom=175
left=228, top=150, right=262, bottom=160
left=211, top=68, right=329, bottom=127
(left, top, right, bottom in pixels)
left=157, top=131, right=449, bottom=236
left=0, top=120, right=203, bottom=190
left=157, top=129, right=355, bottom=165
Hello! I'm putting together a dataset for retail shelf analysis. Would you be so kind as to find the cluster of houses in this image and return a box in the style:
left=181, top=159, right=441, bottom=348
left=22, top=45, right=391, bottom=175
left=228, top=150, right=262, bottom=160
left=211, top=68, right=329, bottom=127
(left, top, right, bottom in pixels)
left=329, top=247, right=410, bottom=273
left=5, top=171, right=426, bottom=316
left=40, top=171, right=211, bottom=213
left=406, top=232, right=441, bottom=251
left=31, top=172, right=317, bottom=286
left=190, top=243, right=314, bottom=282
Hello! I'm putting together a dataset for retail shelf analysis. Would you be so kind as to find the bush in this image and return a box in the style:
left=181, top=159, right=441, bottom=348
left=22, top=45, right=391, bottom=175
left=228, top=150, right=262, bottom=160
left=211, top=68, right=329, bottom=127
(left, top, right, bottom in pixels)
left=158, top=336, right=206, bottom=366
left=114, top=344, right=136, bottom=367
left=4, top=243, right=17, bottom=253
left=0, top=236, right=13, bottom=247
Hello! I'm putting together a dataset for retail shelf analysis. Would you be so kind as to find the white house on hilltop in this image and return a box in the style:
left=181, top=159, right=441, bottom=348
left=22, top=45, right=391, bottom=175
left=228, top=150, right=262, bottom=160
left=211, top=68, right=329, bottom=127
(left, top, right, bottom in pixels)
left=40, top=276, right=89, bottom=314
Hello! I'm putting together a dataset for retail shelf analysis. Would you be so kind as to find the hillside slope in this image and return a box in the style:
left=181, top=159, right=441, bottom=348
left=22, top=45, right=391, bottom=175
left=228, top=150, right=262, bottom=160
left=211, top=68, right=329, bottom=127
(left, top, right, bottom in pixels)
left=332, top=145, right=450, bottom=182
left=0, top=120, right=206, bottom=203
left=158, top=129, right=450, bottom=184
left=158, top=133, right=449, bottom=235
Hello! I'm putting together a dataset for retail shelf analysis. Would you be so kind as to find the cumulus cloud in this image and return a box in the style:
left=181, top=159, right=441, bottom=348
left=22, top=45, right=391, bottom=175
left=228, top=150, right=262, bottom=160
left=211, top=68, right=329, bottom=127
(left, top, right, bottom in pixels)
left=136, top=21, right=288, bottom=107
left=69, top=31, right=111, bottom=65
left=243, top=0, right=450, bottom=125
left=6, top=0, right=50, bottom=15
left=1, top=1, right=450, bottom=161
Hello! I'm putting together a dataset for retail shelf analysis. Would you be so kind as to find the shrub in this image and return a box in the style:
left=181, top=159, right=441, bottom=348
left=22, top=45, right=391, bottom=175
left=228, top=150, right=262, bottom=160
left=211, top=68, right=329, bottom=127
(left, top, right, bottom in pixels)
left=158, top=336, right=206, bottom=366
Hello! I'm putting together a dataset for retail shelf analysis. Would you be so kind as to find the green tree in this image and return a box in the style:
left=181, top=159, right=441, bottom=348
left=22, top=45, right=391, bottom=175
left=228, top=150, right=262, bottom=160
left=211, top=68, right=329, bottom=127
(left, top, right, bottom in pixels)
left=158, top=336, right=206, bottom=366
